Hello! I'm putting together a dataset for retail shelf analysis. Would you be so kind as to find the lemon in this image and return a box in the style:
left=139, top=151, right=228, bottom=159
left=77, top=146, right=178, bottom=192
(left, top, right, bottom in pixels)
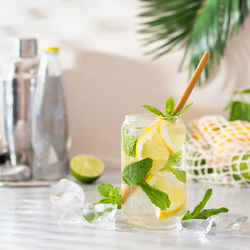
left=213, top=121, right=250, bottom=154
left=136, top=125, right=169, bottom=172
left=148, top=171, right=186, bottom=219
left=70, top=155, right=104, bottom=183
left=121, top=185, right=137, bottom=204
left=156, top=117, right=186, bottom=155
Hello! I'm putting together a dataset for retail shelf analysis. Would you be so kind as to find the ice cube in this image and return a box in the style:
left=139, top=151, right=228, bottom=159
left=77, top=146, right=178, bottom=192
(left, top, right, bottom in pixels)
left=210, top=213, right=248, bottom=232
left=50, top=179, right=85, bottom=208
left=181, top=218, right=213, bottom=236
left=82, top=203, right=117, bottom=228
left=50, top=180, right=117, bottom=229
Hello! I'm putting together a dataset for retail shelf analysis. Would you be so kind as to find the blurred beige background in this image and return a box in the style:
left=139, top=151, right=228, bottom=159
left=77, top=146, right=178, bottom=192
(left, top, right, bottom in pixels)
left=0, top=0, right=249, bottom=168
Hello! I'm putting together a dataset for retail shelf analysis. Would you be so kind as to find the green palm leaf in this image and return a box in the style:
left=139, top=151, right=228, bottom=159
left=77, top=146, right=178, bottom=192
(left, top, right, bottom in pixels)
left=138, top=0, right=250, bottom=86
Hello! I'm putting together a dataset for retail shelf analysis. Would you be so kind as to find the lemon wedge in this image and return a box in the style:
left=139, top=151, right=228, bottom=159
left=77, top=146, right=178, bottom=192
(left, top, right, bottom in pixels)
left=156, top=199, right=186, bottom=219
left=156, top=117, right=186, bottom=155
left=136, top=125, right=169, bottom=172
left=148, top=171, right=186, bottom=219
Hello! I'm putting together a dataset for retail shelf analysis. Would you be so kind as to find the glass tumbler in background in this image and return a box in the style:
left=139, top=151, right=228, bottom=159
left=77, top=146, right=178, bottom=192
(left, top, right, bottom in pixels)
left=121, top=114, right=186, bottom=229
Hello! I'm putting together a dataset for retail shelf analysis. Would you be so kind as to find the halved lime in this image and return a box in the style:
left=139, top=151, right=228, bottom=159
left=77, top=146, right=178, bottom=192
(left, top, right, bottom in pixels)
left=70, top=155, right=104, bottom=183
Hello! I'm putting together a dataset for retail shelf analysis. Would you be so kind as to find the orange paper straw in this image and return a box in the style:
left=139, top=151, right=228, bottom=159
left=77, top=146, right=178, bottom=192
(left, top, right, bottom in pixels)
left=174, top=52, right=210, bottom=114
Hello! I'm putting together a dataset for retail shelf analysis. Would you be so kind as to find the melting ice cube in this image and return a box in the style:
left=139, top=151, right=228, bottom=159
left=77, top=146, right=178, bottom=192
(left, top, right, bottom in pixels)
left=210, top=213, right=248, bottom=232
left=50, top=179, right=85, bottom=208
left=82, top=203, right=117, bottom=227
left=181, top=218, right=213, bottom=235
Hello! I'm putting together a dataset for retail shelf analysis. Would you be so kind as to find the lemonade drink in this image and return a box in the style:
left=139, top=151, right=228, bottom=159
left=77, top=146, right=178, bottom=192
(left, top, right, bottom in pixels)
left=121, top=114, right=186, bottom=229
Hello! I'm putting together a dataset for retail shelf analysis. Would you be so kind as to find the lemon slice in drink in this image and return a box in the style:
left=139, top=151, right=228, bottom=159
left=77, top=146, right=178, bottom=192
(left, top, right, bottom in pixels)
left=70, top=155, right=104, bottom=183
left=149, top=171, right=186, bottom=219
left=136, top=125, right=169, bottom=172
left=156, top=117, right=186, bottom=155
left=156, top=199, right=186, bottom=219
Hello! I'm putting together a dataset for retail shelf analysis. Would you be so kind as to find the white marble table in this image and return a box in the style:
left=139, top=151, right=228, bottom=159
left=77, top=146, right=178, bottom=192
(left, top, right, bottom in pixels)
left=0, top=170, right=250, bottom=250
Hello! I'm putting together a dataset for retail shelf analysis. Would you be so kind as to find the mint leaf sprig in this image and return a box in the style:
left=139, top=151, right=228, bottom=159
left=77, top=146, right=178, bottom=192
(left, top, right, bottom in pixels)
left=122, top=158, right=153, bottom=186
left=143, top=97, right=193, bottom=118
left=160, top=151, right=186, bottom=183
left=122, top=158, right=171, bottom=210
left=94, top=183, right=122, bottom=209
left=182, top=189, right=228, bottom=221
left=122, top=127, right=137, bottom=157
left=139, top=181, right=170, bottom=210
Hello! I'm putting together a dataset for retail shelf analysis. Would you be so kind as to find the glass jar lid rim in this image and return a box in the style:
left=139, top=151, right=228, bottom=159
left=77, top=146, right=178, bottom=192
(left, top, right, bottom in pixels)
left=125, top=113, right=181, bottom=120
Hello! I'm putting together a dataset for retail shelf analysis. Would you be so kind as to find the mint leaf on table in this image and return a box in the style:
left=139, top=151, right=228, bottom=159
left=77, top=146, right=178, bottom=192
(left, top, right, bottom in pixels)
left=182, top=189, right=229, bottom=221
left=165, top=97, right=175, bottom=117
left=122, top=158, right=153, bottom=186
left=112, top=187, right=120, bottom=196
left=114, top=195, right=122, bottom=209
left=97, top=183, right=113, bottom=197
left=161, top=151, right=186, bottom=183
left=142, top=105, right=164, bottom=117
left=97, top=197, right=114, bottom=204
left=122, top=127, right=137, bottom=157
left=193, top=208, right=229, bottom=219
left=184, top=189, right=212, bottom=220
left=95, top=183, right=122, bottom=209
left=97, top=197, right=122, bottom=210
left=139, top=181, right=171, bottom=210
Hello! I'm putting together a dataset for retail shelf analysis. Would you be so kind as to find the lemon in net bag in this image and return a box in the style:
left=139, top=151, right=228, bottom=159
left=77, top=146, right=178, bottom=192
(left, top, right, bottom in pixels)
left=186, top=115, right=250, bottom=187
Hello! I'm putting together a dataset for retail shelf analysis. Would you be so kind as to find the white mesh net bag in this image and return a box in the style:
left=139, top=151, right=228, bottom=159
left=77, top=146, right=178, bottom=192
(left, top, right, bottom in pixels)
left=186, top=115, right=250, bottom=187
